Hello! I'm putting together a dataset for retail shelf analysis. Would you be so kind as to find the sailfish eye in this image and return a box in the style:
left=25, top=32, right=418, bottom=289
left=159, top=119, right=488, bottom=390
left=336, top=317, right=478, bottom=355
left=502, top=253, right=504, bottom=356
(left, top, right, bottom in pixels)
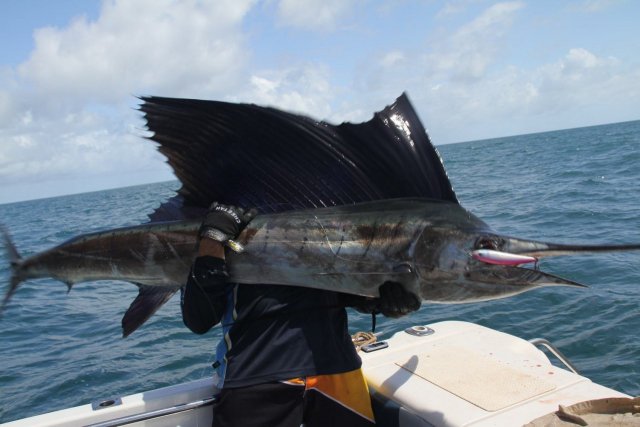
left=475, top=237, right=500, bottom=250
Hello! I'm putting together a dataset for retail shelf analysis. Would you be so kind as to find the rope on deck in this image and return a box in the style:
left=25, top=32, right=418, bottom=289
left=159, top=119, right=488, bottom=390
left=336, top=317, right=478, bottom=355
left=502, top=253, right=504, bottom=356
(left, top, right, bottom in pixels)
left=351, top=331, right=377, bottom=351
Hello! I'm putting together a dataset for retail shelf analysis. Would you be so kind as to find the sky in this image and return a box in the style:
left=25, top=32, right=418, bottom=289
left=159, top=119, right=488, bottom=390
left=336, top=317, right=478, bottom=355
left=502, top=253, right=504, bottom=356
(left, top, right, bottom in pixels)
left=0, top=0, right=639, bottom=204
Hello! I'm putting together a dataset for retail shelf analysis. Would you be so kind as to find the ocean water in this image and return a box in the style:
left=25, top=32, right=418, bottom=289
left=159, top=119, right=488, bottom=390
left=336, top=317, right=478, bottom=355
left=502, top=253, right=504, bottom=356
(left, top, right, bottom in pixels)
left=1, top=120, right=639, bottom=422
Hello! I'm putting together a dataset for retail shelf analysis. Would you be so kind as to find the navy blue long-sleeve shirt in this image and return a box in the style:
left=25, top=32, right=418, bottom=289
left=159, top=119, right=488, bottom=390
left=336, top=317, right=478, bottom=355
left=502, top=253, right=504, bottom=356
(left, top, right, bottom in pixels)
left=181, top=256, right=363, bottom=388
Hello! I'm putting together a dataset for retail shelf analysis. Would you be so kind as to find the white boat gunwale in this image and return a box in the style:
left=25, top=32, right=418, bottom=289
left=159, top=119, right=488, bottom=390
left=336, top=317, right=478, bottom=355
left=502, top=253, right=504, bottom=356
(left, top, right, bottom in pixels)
left=1, top=320, right=631, bottom=427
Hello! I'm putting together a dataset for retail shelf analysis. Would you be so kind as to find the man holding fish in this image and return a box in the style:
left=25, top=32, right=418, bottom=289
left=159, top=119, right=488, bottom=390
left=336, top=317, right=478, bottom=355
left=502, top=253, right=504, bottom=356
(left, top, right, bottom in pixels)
left=181, top=202, right=420, bottom=427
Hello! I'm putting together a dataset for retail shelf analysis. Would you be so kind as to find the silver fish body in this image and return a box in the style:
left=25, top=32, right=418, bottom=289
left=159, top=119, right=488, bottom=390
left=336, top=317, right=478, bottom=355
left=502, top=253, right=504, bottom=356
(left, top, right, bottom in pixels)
left=10, top=221, right=198, bottom=289
left=10, top=198, right=446, bottom=298
left=6, top=95, right=640, bottom=337
left=4, top=197, right=640, bottom=336
left=230, top=198, right=596, bottom=303
left=6, top=198, right=597, bottom=306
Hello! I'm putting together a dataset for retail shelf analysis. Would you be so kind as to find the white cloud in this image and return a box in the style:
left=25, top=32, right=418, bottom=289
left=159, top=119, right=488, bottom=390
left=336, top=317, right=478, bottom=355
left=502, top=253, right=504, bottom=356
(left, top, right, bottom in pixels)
left=528, top=48, right=629, bottom=109
left=0, top=109, right=160, bottom=183
left=349, top=2, right=526, bottom=122
left=275, top=0, right=361, bottom=31
left=0, top=0, right=256, bottom=203
left=433, top=1, right=525, bottom=81
left=0, top=90, right=14, bottom=126
left=420, top=47, right=639, bottom=141
left=564, top=47, right=618, bottom=70
left=18, top=0, right=255, bottom=104
left=355, top=1, right=525, bottom=101
left=436, top=0, right=485, bottom=18
left=1, top=0, right=639, bottom=203
left=348, top=0, right=638, bottom=143
left=241, top=63, right=334, bottom=118
left=380, top=51, right=406, bottom=68
left=574, top=0, right=623, bottom=12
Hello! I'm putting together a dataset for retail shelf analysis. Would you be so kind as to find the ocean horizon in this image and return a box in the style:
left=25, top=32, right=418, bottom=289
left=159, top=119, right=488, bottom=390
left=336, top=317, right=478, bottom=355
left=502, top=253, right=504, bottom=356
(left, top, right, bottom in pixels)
left=2, top=119, right=638, bottom=206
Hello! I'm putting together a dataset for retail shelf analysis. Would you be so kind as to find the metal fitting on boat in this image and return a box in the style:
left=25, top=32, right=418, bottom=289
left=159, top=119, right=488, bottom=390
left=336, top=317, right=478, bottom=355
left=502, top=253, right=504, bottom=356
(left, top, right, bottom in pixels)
left=92, top=396, right=122, bottom=411
left=404, top=325, right=435, bottom=337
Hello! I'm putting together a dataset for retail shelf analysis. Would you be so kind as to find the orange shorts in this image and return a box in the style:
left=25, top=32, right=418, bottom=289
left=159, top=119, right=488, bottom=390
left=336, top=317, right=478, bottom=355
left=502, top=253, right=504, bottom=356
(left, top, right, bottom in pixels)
left=213, top=368, right=375, bottom=426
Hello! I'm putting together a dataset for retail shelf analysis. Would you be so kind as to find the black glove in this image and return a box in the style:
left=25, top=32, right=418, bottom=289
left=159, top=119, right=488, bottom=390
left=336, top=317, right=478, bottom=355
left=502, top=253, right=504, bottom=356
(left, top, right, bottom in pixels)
left=349, top=282, right=420, bottom=318
left=190, top=256, right=229, bottom=289
left=376, top=281, right=421, bottom=318
left=199, top=202, right=257, bottom=242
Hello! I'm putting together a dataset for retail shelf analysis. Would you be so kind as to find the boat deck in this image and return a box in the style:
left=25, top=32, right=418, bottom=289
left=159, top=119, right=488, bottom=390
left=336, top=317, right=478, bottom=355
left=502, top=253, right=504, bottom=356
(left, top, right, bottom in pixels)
left=362, top=321, right=628, bottom=426
left=2, top=321, right=629, bottom=427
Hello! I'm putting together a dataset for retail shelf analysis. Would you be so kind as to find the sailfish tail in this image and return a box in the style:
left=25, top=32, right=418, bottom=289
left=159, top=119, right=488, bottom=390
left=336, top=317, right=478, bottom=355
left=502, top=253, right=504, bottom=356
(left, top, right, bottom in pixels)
left=1, top=225, right=23, bottom=313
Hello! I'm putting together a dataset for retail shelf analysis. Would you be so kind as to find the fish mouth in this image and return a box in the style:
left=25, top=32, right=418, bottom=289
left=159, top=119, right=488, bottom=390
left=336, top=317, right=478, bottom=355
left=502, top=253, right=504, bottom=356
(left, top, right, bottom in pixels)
left=465, top=264, right=587, bottom=289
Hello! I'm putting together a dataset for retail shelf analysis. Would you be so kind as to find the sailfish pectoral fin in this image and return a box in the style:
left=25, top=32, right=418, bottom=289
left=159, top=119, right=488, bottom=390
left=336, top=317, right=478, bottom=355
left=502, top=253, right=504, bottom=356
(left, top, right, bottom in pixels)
left=122, top=284, right=180, bottom=338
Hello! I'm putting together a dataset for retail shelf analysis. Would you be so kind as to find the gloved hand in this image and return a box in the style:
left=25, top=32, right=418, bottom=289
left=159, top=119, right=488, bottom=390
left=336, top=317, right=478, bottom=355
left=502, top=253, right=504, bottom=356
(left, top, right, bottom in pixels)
left=376, top=281, right=421, bottom=318
left=350, top=282, right=421, bottom=318
left=199, top=202, right=258, bottom=243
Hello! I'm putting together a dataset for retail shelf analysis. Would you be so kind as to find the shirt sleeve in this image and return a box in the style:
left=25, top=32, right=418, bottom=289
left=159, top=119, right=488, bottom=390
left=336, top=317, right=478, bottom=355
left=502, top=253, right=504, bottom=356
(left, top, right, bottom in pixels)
left=181, top=256, right=230, bottom=334
left=339, top=292, right=379, bottom=314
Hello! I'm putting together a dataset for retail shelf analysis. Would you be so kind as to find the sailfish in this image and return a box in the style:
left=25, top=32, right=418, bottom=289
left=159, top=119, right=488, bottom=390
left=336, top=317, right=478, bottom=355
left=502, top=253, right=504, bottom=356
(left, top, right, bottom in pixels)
left=2, top=93, right=639, bottom=337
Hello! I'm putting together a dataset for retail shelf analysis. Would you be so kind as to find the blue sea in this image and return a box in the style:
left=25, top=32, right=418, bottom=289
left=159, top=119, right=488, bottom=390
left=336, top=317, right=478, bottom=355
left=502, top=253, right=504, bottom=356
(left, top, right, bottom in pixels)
left=1, top=120, right=639, bottom=422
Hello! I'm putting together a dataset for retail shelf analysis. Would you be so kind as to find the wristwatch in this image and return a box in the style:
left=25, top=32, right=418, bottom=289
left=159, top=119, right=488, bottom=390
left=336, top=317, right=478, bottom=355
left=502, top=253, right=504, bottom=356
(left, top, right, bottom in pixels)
left=199, top=227, right=228, bottom=242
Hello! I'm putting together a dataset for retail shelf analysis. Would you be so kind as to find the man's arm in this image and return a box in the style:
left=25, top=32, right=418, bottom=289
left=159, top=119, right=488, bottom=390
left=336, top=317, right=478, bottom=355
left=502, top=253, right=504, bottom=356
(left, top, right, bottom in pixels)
left=343, top=281, right=421, bottom=318
left=181, top=252, right=229, bottom=334
left=181, top=203, right=257, bottom=334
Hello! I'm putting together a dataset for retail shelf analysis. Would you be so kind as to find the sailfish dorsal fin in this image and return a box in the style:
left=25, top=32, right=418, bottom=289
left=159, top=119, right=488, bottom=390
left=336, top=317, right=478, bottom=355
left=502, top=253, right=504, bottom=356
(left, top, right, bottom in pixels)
left=139, top=93, right=457, bottom=220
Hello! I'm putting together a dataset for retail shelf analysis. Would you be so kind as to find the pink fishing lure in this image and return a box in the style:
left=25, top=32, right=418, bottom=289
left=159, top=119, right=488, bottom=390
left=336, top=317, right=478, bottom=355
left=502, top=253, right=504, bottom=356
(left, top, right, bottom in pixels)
left=471, top=249, right=537, bottom=266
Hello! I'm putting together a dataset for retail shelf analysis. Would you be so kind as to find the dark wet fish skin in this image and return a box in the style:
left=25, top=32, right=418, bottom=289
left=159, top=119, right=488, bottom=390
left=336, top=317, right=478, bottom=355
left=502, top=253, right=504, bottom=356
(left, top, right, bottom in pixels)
left=0, top=199, right=589, bottom=300
left=4, top=199, right=465, bottom=303
left=4, top=197, right=640, bottom=335
left=6, top=200, right=418, bottom=297
left=232, top=198, right=626, bottom=303
left=229, top=198, right=442, bottom=298
left=9, top=220, right=199, bottom=290
left=5, top=199, right=484, bottom=301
